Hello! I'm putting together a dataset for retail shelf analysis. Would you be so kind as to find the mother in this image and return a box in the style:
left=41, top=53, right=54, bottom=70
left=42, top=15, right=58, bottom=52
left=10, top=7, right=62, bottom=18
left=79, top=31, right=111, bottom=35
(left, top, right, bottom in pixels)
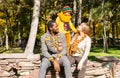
left=69, top=23, right=91, bottom=78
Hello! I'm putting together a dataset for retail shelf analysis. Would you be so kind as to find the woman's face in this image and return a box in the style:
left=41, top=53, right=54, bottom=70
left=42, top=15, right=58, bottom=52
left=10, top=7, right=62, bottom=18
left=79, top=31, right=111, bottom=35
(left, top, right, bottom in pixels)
left=77, top=25, right=83, bottom=32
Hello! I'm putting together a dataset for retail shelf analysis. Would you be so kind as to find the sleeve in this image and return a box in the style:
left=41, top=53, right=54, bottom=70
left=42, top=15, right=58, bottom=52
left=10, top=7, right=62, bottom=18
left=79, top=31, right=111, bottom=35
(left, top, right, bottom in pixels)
left=79, top=37, right=91, bottom=64
left=69, top=21, right=77, bottom=33
left=84, top=38, right=91, bottom=56
left=41, top=35, right=53, bottom=60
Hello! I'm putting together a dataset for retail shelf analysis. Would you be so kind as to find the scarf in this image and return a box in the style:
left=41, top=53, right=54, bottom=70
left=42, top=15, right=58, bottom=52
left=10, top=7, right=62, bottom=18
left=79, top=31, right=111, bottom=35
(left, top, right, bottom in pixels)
left=57, top=12, right=71, bottom=22
left=69, top=33, right=87, bottom=55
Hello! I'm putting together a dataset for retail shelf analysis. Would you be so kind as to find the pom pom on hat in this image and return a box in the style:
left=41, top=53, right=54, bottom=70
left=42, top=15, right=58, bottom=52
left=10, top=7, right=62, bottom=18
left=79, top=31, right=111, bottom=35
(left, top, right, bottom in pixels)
left=62, top=6, right=72, bottom=13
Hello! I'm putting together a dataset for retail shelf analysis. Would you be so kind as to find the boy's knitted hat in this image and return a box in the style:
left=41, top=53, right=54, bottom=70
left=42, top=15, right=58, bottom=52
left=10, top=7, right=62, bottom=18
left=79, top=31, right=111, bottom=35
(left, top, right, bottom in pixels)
left=62, top=6, right=72, bottom=13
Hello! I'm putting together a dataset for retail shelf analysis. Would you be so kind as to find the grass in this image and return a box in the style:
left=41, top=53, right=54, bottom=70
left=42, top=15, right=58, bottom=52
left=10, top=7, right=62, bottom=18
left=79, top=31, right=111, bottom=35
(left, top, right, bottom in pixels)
left=0, top=47, right=24, bottom=54
left=0, top=46, right=120, bottom=61
left=0, top=46, right=41, bottom=54
left=89, top=46, right=120, bottom=61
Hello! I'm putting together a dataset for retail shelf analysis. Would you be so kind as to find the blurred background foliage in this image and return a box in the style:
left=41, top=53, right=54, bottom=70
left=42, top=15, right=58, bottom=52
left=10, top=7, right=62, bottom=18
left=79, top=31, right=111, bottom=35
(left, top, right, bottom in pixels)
left=0, top=0, right=119, bottom=54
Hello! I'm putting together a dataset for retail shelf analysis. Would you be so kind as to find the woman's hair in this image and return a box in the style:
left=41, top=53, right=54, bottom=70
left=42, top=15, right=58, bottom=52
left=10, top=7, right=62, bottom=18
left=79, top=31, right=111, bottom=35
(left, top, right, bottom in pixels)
left=80, top=23, right=91, bottom=36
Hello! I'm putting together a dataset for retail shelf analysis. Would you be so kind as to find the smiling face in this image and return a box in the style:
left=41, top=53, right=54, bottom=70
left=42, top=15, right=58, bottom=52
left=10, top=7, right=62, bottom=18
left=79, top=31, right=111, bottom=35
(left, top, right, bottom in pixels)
left=64, top=12, right=71, bottom=16
left=77, top=24, right=83, bottom=33
left=77, top=23, right=91, bottom=36
left=50, top=22, right=59, bottom=34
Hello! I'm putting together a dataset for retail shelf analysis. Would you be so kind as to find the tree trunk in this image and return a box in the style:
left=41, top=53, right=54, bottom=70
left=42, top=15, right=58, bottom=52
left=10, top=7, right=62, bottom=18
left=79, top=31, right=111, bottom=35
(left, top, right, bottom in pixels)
left=5, top=26, right=9, bottom=50
left=24, top=0, right=40, bottom=54
left=88, top=9, right=92, bottom=25
left=17, top=21, right=22, bottom=48
left=103, top=19, right=108, bottom=53
left=93, top=22, right=96, bottom=46
left=0, top=36, right=3, bottom=46
left=116, top=25, right=118, bottom=44
left=101, top=0, right=108, bottom=53
left=107, top=29, right=110, bottom=46
left=112, top=23, right=115, bottom=46
left=88, top=0, right=93, bottom=24
left=78, top=0, right=82, bottom=25
left=4, top=9, right=9, bottom=50
left=73, top=0, right=77, bottom=25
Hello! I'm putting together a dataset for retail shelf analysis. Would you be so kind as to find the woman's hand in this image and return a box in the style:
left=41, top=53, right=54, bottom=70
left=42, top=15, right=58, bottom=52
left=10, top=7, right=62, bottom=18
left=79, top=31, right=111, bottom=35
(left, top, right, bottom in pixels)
left=77, top=62, right=83, bottom=71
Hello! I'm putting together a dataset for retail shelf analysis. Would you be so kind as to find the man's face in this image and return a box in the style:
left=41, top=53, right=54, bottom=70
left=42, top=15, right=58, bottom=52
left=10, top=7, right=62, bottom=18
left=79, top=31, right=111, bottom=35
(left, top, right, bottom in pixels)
left=51, top=23, right=59, bottom=34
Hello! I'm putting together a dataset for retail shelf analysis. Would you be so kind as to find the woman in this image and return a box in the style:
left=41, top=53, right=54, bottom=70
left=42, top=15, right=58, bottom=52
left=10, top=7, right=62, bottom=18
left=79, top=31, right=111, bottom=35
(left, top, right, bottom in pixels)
left=69, top=23, right=91, bottom=78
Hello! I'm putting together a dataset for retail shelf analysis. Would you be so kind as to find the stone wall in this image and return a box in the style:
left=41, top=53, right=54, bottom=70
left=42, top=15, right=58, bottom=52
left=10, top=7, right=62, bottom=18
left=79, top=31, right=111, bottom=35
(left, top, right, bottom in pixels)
left=45, top=59, right=120, bottom=78
left=0, top=54, right=119, bottom=78
left=0, top=54, right=40, bottom=78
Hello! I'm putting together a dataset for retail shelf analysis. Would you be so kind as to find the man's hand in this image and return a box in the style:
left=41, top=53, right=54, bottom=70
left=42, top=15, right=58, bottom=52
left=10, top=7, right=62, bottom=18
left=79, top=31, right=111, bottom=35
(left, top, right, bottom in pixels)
left=53, top=59, right=60, bottom=72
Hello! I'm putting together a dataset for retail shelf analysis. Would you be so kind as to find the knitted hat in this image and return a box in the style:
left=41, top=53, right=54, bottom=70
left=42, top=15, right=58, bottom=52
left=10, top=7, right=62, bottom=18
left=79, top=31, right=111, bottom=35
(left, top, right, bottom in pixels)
left=62, top=6, right=72, bottom=13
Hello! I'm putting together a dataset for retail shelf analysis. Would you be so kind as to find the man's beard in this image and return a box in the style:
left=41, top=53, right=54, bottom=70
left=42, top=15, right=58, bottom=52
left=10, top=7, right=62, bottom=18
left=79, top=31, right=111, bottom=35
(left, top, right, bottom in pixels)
left=53, top=31, right=59, bottom=35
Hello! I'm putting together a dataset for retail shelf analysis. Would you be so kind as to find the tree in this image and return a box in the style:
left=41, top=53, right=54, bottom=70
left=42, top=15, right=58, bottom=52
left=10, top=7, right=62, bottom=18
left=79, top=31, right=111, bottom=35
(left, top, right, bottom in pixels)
left=24, top=0, right=40, bottom=54
left=78, top=0, right=82, bottom=25
left=72, top=0, right=77, bottom=24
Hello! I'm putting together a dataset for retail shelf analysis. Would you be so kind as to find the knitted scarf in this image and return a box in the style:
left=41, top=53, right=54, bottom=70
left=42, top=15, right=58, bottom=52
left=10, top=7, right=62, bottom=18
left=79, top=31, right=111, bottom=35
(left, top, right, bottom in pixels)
left=69, top=33, right=87, bottom=55
left=57, top=12, right=71, bottom=22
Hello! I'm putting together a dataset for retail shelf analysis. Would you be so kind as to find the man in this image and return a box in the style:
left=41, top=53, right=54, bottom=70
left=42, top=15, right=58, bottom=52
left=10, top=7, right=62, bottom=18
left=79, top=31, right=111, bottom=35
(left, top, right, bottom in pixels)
left=56, top=6, right=77, bottom=54
left=39, top=20, right=72, bottom=78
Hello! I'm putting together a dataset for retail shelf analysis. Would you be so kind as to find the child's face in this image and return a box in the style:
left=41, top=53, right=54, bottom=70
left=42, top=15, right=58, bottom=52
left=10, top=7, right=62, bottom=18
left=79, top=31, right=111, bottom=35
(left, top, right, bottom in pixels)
left=64, top=12, right=71, bottom=16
